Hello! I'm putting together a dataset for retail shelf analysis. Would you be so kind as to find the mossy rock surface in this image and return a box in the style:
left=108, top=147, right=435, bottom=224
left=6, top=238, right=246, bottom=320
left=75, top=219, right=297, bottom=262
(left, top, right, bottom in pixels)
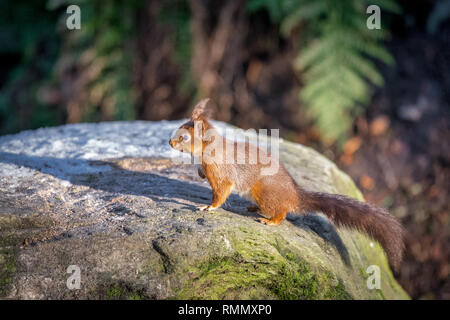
left=0, top=121, right=409, bottom=299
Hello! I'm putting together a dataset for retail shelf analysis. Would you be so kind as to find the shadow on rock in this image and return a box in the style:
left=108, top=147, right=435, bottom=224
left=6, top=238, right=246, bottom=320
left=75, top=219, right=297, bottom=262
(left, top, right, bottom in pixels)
left=290, top=213, right=351, bottom=266
left=0, top=151, right=351, bottom=266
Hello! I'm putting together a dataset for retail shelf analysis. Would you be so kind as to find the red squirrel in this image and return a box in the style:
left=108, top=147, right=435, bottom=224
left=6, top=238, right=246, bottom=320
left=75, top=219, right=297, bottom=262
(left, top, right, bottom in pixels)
left=169, top=99, right=405, bottom=270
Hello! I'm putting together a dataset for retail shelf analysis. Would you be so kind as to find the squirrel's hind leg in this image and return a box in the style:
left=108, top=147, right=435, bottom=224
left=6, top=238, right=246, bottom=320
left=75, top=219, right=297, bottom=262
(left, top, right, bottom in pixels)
left=250, top=180, right=288, bottom=226
left=256, top=214, right=286, bottom=226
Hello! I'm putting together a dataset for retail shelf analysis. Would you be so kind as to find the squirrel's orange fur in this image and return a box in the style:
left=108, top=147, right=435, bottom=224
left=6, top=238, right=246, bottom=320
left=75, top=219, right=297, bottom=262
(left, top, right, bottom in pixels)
left=169, top=99, right=405, bottom=271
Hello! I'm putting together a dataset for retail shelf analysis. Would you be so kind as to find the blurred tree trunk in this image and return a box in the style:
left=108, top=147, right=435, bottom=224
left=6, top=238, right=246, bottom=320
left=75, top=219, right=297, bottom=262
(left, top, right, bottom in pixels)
left=134, top=0, right=192, bottom=121
left=189, top=0, right=246, bottom=121
left=188, top=0, right=303, bottom=133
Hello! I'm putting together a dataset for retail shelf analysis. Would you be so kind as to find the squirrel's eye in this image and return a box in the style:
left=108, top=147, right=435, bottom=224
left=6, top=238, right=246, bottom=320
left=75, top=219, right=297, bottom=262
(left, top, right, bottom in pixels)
left=182, top=134, right=191, bottom=142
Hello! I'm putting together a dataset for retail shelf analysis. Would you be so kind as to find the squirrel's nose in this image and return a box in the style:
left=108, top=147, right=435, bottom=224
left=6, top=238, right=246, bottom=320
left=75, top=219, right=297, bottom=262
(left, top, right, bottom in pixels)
left=169, top=140, right=174, bottom=147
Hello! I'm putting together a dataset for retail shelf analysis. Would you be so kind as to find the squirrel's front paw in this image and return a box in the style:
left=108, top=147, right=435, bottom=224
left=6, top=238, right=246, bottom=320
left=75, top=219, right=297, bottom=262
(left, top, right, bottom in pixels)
left=198, top=205, right=216, bottom=211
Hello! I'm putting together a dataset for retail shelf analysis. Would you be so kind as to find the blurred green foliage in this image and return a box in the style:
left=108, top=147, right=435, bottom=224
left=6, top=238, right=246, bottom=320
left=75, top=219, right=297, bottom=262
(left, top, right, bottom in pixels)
left=0, top=0, right=61, bottom=133
left=49, top=0, right=141, bottom=122
left=157, top=0, right=193, bottom=94
left=248, top=0, right=400, bottom=143
left=0, top=0, right=400, bottom=144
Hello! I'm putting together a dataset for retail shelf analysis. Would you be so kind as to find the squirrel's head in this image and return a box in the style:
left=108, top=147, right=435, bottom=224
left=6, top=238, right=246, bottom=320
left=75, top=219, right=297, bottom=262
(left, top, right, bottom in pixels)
left=169, top=98, right=213, bottom=155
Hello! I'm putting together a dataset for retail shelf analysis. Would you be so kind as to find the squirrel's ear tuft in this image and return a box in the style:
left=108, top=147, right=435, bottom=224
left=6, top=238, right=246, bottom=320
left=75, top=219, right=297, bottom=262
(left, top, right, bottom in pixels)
left=191, top=98, right=211, bottom=121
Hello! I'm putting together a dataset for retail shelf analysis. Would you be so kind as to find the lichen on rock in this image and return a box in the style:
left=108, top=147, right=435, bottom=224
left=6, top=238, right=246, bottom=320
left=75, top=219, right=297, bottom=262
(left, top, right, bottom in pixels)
left=0, top=121, right=409, bottom=299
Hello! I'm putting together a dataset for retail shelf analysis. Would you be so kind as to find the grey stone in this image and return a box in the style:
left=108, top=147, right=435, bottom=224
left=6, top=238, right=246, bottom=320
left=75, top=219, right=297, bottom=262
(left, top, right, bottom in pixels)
left=0, top=121, right=409, bottom=299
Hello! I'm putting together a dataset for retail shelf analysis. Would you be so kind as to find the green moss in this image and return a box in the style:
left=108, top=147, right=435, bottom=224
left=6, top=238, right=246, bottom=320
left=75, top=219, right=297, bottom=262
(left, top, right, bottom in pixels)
left=103, top=282, right=147, bottom=300
left=106, top=284, right=122, bottom=299
left=359, top=267, right=368, bottom=280
left=376, top=289, right=386, bottom=300
left=0, top=214, right=54, bottom=297
left=263, top=250, right=351, bottom=300
left=137, top=259, right=165, bottom=279
left=175, top=253, right=270, bottom=299
left=358, top=266, right=387, bottom=300
left=175, top=235, right=353, bottom=300
left=266, top=261, right=318, bottom=299
left=0, top=214, right=53, bottom=232
left=239, top=227, right=249, bottom=234
left=0, top=232, right=17, bottom=297
left=324, top=280, right=352, bottom=299
left=0, top=246, right=16, bottom=297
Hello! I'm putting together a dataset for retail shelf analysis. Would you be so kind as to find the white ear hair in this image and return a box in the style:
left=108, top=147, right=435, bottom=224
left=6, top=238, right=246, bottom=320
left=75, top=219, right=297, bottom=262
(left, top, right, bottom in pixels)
left=191, top=98, right=210, bottom=120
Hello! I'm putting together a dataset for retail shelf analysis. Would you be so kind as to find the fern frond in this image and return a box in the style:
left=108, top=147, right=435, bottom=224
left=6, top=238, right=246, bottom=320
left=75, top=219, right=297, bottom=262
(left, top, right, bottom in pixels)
left=293, top=37, right=334, bottom=70
left=248, top=0, right=399, bottom=143
left=368, top=0, right=402, bottom=14
left=56, top=0, right=139, bottom=121
left=281, top=1, right=327, bottom=36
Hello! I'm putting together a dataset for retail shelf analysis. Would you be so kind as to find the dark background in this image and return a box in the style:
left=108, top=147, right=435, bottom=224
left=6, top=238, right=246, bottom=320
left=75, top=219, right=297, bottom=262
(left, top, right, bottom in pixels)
left=0, top=0, right=448, bottom=299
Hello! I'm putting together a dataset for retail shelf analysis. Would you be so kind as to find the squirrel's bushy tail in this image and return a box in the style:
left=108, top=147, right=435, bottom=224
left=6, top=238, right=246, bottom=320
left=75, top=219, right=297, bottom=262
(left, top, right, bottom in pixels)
left=302, top=191, right=405, bottom=271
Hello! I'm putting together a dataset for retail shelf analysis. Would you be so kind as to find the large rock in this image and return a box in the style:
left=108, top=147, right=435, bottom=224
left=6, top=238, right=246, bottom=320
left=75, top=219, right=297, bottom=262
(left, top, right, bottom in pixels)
left=0, top=121, right=408, bottom=299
